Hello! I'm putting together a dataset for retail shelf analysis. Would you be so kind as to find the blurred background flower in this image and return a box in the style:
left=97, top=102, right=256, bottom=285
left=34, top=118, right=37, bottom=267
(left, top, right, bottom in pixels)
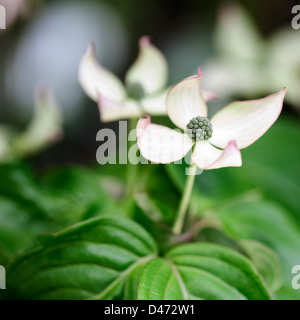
left=202, top=3, right=300, bottom=113
left=0, top=87, right=63, bottom=162
left=0, top=0, right=30, bottom=28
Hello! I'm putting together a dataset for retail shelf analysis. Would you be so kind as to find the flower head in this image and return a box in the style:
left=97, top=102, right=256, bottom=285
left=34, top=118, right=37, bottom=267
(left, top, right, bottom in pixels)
left=137, top=68, right=286, bottom=170
left=79, top=37, right=217, bottom=122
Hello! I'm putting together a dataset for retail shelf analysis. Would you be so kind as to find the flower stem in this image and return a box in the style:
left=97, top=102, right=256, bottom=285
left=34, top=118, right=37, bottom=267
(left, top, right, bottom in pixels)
left=172, top=163, right=197, bottom=235
left=126, top=118, right=138, bottom=195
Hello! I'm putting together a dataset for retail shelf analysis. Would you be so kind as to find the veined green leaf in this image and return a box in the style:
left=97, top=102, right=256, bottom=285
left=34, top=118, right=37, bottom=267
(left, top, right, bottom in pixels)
left=138, top=258, right=186, bottom=300
left=0, top=163, right=49, bottom=217
left=6, top=217, right=157, bottom=300
left=238, top=239, right=282, bottom=292
left=220, top=200, right=300, bottom=300
left=0, top=196, right=51, bottom=259
left=138, top=243, right=270, bottom=300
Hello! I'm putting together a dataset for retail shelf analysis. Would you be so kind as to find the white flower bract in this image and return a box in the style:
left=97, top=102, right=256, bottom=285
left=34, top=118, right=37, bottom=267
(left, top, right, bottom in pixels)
left=137, top=68, right=286, bottom=170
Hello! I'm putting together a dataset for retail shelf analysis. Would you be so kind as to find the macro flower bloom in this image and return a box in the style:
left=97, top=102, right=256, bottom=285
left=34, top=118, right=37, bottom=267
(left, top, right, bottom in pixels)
left=137, top=68, right=286, bottom=170
left=79, top=37, right=217, bottom=122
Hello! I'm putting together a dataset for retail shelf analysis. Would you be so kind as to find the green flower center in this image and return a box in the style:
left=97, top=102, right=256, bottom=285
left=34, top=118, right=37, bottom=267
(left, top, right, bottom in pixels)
left=127, top=83, right=145, bottom=100
left=186, top=116, right=213, bottom=142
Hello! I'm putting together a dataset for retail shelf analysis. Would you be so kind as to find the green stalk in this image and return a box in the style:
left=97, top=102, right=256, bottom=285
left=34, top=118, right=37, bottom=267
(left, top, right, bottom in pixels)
left=172, top=163, right=197, bottom=235
left=126, top=117, right=139, bottom=195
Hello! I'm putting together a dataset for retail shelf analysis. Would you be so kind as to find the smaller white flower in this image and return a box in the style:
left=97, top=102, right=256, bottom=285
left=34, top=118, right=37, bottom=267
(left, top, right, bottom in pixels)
left=78, top=36, right=217, bottom=122
left=137, top=68, right=286, bottom=170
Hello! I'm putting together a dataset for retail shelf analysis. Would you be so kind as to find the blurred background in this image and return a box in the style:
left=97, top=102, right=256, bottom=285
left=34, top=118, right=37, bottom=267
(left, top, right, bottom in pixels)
left=1, top=0, right=300, bottom=300
left=0, top=0, right=299, bottom=166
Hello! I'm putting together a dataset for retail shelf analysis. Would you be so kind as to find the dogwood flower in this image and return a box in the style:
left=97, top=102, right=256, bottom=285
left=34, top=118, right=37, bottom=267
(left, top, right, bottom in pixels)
left=79, top=37, right=217, bottom=122
left=137, top=68, right=286, bottom=170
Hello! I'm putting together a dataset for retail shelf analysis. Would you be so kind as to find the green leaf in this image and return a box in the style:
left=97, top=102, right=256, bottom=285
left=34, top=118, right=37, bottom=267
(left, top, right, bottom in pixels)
left=238, top=240, right=282, bottom=292
left=0, top=164, right=125, bottom=260
left=145, top=165, right=180, bottom=224
left=132, top=164, right=180, bottom=229
left=131, top=164, right=184, bottom=254
left=6, top=217, right=157, bottom=300
left=138, top=258, right=185, bottom=300
left=235, top=117, right=300, bottom=223
left=0, top=196, right=51, bottom=259
left=0, top=162, right=49, bottom=218
left=42, top=166, right=123, bottom=225
left=219, top=199, right=300, bottom=300
left=138, top=243, right=271, bottom=300
left=123, top=263, right=149, bottom=300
